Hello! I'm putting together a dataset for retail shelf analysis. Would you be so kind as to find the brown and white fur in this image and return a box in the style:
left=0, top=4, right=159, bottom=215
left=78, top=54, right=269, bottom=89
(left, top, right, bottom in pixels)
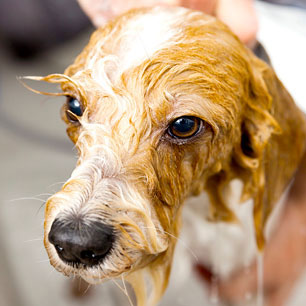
left=30, top=6, right=306, bottom=306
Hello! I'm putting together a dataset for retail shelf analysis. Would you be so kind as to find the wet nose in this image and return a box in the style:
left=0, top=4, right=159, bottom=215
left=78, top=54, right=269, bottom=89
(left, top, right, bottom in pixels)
left=48, top=218, right=114, bottom=267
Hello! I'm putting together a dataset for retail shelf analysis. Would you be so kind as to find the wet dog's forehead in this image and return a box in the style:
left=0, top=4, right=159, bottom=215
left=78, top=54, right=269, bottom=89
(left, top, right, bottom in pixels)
left=66, top=7, right=217, bottom=86
left=81, top=7, right=210, bottom=76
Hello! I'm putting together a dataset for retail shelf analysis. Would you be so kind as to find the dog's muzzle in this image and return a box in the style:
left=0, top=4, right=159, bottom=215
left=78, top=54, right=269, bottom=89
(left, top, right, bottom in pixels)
left=48, top=217, right=115, bottom=267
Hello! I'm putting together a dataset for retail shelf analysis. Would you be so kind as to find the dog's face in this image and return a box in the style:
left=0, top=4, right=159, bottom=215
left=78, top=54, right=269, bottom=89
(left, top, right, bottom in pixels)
left=40, top=6, right=306, bottom=305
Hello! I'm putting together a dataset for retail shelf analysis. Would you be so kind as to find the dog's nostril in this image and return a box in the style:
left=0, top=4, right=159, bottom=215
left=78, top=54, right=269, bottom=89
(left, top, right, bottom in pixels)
left=81, top=250, right=95, bottom=260
left=48, top=218, right=115, bottom=267
left=80, top=250, right=103, bottom=261
left=55, top=245, right=64, bottom=253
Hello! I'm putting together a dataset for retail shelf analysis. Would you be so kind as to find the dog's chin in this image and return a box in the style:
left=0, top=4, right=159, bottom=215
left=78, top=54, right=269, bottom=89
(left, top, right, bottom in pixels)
left=80, top=275, right=104, bottom=285
left=48, top=254, right=129, bottom=282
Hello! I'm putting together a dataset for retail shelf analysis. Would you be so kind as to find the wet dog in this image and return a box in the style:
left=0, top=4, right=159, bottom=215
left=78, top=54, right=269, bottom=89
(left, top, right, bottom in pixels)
left=31, top=7, right=306, bottom=306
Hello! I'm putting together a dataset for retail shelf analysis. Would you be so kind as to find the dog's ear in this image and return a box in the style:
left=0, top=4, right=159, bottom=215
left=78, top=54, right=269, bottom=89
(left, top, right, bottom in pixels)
left=233, top=51, right=306, bottom=248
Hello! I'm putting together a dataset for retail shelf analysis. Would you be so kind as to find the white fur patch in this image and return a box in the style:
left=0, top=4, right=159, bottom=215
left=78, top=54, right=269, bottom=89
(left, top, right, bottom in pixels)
left=114, top=8, right=184, bottom=72
left=86, top=7, right=198, bottom=87
left=180, top=179, right=288, bottom=279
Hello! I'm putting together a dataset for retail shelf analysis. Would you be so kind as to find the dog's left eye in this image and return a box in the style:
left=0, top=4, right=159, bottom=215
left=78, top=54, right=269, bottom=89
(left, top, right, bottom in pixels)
left=66, top=96, right=83, bottom=122
left=168, top=116, right=202, bottom=139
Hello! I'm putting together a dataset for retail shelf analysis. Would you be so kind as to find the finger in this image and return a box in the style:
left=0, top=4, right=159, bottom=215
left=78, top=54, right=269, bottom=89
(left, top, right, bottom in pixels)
left=77, top=0, right=181, bottom=28
left=261, top=204, right=306, bottom=286
left=216, top=0, right=258, bottom=47
left=218, top=266, right=257, bottom=302
left=77, top=0, right=114, bottom=27
left=265, top=276, right=297, bottom=306
left=180, top=0, right=217, bottom=14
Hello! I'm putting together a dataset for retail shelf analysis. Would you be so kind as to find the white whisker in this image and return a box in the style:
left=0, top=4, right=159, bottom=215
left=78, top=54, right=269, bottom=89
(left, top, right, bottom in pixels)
left=121, top=274, right=134, bottom=306
left=111, top=277, right=134, bottom=306
left=10, top=193, right=53, bottom=204
left=48, top=181, right=67, bottom=189
left=37, top=259, right=50, bottom=264
left=82, top=282, right=92, bottom=296
left=23, top=237, right=43, bottom=243
left=10, top=197, right=46, bottom=203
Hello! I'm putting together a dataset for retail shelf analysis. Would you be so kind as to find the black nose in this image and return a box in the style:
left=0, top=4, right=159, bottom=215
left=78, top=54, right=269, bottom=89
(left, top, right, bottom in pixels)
left=48, top=218, right=115, bottom=267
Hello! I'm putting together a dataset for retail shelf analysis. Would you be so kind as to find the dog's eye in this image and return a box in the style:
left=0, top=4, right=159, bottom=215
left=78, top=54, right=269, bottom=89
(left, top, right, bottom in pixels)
left=66, top=96, right=83, bottom=122
left=168, top=116, right=202, bottom=139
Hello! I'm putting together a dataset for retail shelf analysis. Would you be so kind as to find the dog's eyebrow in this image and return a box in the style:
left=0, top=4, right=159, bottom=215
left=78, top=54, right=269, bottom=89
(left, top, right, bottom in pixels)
left=18, top=78, right=66, bottom=97
left=20, top=74, right=86, bottom=102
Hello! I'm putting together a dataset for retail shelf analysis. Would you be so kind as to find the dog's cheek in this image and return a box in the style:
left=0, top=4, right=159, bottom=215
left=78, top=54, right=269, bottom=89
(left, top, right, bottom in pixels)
left=60, top=105, right=80, bottom=143
left=155, top=143, right=203, bottom=207
left=158, top=148, right=186, bottom=205
left=66, top=126, right=80, bottom=143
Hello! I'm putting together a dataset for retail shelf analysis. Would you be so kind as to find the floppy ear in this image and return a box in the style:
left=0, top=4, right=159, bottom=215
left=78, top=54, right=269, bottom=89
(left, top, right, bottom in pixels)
left=233, top=51, right=306, bottom=248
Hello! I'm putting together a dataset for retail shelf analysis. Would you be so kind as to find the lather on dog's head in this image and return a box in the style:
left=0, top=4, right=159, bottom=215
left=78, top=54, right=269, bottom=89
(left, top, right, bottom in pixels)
left=34, top=6, right=305, bottom=306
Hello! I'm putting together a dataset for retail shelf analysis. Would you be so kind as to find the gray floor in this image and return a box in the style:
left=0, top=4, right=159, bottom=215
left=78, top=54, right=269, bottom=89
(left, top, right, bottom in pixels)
left=1, top=2, right=306, bottom=306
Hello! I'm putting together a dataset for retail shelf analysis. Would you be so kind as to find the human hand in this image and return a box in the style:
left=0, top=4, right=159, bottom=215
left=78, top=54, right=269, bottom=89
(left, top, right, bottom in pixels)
left=77, top=0, right=257, bottom=47
left=207, top=154, right=306, bottom=306
left=217, top=201, right=306, bottom=306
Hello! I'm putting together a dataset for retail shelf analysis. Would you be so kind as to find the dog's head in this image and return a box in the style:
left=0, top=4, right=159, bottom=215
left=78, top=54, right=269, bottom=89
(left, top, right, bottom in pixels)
left=38, top=6, right=305, bottom=305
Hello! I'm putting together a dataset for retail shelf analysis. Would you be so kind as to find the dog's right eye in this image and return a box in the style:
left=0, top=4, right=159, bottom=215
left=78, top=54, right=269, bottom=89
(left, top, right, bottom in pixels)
left=168, top=116, right=203, bottom=139
left=66, top=96, right=83, bottom=122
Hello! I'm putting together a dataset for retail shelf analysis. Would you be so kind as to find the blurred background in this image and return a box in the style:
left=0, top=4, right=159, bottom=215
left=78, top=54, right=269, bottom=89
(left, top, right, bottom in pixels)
left=0, top=1, right=306, bottom=305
